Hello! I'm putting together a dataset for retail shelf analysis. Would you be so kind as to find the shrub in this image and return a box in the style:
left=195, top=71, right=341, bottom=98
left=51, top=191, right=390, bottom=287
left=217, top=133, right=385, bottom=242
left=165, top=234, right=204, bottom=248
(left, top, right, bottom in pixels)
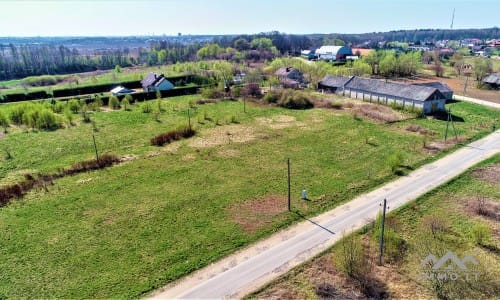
left=277, top=90, right=313, bottom=109
left=200, top=87, right=219, bottom=99
left=52, top=101, right=65, bottom=113
left=93, top=96, right=103, bottom=111
left=151, top=127, right=196, bottom=146
left=37, top=109, right=61, bottom=130
left=9, top=104, right=28, bottom=124
left=66, top=154, right=120, bottom=175
left=68, top=99, right=80, bottom=114
left=470, top=223, right=491, bottom=245
left=386, top=150, right=405, bottom=174
left=121, top=97, right=130, bottom=111
left=141, top=102, right=152, bottom=113
left=109, top=95, right=120, bottom=109
left=0, top=110, right=9, bottom=132
left=243, top=83, right=262, bottom=97
left=263, top=91, right=279, bottom=104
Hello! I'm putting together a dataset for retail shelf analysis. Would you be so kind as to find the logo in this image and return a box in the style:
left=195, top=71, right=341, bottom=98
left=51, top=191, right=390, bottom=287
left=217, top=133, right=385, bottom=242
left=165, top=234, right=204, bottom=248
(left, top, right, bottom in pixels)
left=421, top=251, right=480, bottom=281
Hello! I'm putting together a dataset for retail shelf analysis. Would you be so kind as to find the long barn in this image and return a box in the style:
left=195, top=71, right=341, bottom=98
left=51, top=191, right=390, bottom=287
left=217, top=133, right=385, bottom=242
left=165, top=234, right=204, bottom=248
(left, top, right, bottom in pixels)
left=318, top=75, right=446, bottom=114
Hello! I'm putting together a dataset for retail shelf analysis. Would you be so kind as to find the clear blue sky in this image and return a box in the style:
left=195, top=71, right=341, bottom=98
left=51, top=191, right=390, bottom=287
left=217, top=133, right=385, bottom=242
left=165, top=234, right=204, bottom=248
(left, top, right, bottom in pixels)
left=0, top=0, right=498, bottom=36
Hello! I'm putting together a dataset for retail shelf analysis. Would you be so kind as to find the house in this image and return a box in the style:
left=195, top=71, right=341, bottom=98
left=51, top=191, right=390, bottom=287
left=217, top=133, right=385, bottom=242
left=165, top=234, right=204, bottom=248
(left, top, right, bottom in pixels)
left=344, top=77, right=446, bottom=114
left=141, top=73, right=174, bottom=92
left=275, top=67, right=306, bottom=89
left=315, top=45, right=353, bottom=61
left=110, top=85, right=134, bottom=96
left=482, top=73, right=500, bottom=89
left=318, top=75, right=354, bottom=93
left=412, top=81, right=454, bottom=100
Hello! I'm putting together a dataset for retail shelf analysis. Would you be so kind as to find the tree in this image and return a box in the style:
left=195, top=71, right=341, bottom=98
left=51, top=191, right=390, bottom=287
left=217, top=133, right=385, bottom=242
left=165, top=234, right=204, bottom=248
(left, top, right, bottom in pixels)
left=362, top=50, right=380, bottom=75
left=473, top=57, right=493, bottom=82
left=323, top=37, right=345, bottom=46
left=450, top=52, right=464, bottom=76
left=250, top=37, right=274, bottom=50
left=378, top=51, right=397, bottom=78
left=233, top=38, right=250, bottom=51
left=432, top=51, right=444, bottom=77
left=352, top=60, right=371, bottom=76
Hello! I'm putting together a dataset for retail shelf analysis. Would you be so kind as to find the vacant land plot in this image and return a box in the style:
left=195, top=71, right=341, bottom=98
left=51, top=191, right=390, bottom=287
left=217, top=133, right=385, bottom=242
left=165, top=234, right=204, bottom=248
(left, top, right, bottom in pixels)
left=0, top=94, right=497, bottom=298
left=249, top=155, right=500, bottom=300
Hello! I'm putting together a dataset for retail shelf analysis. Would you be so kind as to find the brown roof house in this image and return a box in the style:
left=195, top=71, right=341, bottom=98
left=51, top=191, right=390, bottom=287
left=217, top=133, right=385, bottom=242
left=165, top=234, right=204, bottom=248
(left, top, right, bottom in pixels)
left=141, top=73, right=174, bottom=92
left=275, top=67, right=307, bottom=89
left=412, top=81, right=454, bottom=100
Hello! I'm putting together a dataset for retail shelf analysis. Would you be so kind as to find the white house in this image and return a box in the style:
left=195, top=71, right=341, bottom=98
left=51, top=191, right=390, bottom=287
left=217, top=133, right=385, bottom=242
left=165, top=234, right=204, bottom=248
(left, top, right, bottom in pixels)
left=110, top=85, right=134, bottom=95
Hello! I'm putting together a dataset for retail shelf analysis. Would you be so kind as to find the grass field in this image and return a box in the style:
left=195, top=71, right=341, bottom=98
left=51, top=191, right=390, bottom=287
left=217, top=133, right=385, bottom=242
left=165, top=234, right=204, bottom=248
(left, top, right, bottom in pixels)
left=248, top=155, right=500, bottom=299
left=0, top=94, right=498, bottom=297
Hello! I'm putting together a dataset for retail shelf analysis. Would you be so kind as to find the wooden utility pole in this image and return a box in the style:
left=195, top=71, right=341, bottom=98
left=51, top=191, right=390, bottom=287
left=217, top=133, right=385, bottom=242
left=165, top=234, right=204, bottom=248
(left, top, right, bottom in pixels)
left=444, top=108, right=457, bottom=142
left=187, top=108, right=191, bottom=130
left=378, top=198, right=387, bottom=265
left=287, top=158, right=291, bottom=211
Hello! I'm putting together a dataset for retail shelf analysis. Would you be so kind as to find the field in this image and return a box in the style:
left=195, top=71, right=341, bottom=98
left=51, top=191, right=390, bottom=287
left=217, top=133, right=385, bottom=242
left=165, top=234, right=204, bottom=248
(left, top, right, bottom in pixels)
left=248, top=154, right=500, bottom=299
left=0, top=94, right=498, bottom=298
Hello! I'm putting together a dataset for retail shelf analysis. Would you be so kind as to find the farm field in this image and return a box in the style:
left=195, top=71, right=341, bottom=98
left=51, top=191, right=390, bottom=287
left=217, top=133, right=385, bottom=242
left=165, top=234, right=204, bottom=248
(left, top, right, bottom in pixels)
left=0, top=94, right=498, bottom=298
left=248, top=155, right=500, bottom=299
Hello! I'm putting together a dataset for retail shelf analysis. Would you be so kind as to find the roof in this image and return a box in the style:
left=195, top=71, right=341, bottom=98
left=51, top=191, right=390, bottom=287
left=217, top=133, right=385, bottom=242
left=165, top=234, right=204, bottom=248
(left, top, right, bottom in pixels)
left=351, top=48, right=375, bottom=57
left=316, top=45, right=352, bottom=56
left=319, top=75, right=354, bottom=88
left=482, top=73, right=500, bottom=84
left=412, top=81, right=453, bottom=94
left=275, top=67, right=299, bottom=77
left=141, top=73, right=165, bottom=88
left=110, top=86, right=133, bottom=94
left=345, top=77, right=444, bottom=101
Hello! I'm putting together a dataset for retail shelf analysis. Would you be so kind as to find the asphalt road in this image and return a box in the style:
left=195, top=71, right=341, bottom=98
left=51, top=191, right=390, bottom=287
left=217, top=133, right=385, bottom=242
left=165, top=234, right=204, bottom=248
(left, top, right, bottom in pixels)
left=149, top=130, right=500, bottom=299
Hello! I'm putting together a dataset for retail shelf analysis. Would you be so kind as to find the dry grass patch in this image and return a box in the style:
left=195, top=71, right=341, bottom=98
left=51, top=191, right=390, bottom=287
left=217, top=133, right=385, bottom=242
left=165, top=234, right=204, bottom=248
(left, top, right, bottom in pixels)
left=470, top=163, right=500, bottom=185
left=227, top=195, right=288, bottom=234
left=189, top=124, right=256, bottom=148
left=352, top=103, right=404, bottom=123
left=424, top=135, right=468, bottom=153
left=465, top=196, right=500, bottom=221
left=217, top=149, right=241, bottom=158
left=256, top=115, right=305, bottom=129
left=406, top=124, right=436, bottom=136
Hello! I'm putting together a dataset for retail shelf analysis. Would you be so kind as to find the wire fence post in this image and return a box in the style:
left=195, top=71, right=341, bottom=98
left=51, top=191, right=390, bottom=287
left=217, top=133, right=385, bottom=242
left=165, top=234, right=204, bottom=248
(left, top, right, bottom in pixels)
left=378, top=198, right=387, bottom=265
left=287, top=158, right=291, bottom=211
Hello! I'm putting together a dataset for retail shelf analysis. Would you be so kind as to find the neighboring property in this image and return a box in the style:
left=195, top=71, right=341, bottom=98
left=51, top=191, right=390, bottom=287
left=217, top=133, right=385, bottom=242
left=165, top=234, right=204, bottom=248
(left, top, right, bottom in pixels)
left=300, top=49, right=317, bottom=60
left=318, top=75, right=354, bottom=93
left=275, top=67, right=306, bottom=89
left=141, top=73, right=174, bottom=92
left=315, top=45, right=353, bottom=61
left=412, top=81, right=454, bottom=100
left=319, top=75, right=447, bottom=114
left=110, top=85, right=134, bottom=96
left=482, top=73, right=500, bottom=89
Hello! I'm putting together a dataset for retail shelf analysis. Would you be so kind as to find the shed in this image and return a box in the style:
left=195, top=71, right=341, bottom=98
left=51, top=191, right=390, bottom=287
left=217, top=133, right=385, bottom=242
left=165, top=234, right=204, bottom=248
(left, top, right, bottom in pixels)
left=141, top=73, right=174, bottom=92
left=110, top=85, right=133, bottom=95
left=315, top=46, right=353, bottom=61
left=318, top=75, right=354, bottom=92
left=482, top=73, right=500, bottom=89
left=412, top=82, right=454, bottom=100
left=275, top=67, right=306, bottom=88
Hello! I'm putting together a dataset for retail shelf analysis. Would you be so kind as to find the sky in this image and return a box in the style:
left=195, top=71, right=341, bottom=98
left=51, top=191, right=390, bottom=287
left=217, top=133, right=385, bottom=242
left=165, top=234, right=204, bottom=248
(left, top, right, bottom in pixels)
left=0, top=0, right=498, bottom=37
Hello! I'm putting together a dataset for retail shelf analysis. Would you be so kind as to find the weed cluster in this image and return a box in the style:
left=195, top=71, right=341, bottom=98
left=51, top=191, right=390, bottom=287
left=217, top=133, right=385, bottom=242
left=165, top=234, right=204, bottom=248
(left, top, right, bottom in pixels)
left=150, top=127, right=196, bottom=146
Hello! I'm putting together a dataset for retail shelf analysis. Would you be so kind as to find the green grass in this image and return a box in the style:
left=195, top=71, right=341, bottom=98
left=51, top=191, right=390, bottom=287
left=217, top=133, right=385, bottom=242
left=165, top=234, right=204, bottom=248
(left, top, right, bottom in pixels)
left=249, top=155, right=500, bottom=299
left=0, top=95, right=497, bottom=298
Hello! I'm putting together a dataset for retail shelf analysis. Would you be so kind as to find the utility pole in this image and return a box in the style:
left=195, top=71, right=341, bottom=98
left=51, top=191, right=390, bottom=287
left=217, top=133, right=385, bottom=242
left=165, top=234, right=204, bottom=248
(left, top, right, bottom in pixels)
left=243, top=98, right=246, bottom=113
left=187, top=108, right=191, bottom=130
left=444, top=108, right=457, bottom=142
left=92, top=132, right=99, bottom=161
left=287, top=158, right=291, bottom=211
left=378, top=198, right=387, bottom=265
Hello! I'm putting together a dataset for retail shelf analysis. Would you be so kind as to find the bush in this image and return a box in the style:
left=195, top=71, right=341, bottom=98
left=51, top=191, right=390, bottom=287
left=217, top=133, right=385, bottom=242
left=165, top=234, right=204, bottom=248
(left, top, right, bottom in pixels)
left=52, top=101, right=65, bottom=113
left=277, top=90, right=313, bottom=109
left=141, top=102, right=152, bottom=113
left=470, top=223, right=491, bottom=245
left=121, top=97, right=130, bottom=111
left=0, top=110, right=10, bottom=132
left=109, top=95, right=120, bottom=109
left=151, top=127, right=196, bottom=146
left=243, top=83, right=262, bottom=97
left=68, top=99, right=80, bottom=114
left=37, top=109, right=61, bottom=130
left=263, top=91, right=279, bottom=104
left=66, top=154, right=120, bottom=175
left=200, top=87, right=219, bottom=99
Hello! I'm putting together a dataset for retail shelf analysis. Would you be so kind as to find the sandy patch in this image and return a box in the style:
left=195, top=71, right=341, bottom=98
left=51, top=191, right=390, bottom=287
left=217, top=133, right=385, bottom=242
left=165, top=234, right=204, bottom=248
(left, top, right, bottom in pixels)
left=119, top=154, right=139, bottom=162
left=189, top=125, right=256, bottom=148
left=424, top=135, right=468, bottom=153
left=76, top=177, right=93, bottom=184
left=227, top=195, right=288, bottom=234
